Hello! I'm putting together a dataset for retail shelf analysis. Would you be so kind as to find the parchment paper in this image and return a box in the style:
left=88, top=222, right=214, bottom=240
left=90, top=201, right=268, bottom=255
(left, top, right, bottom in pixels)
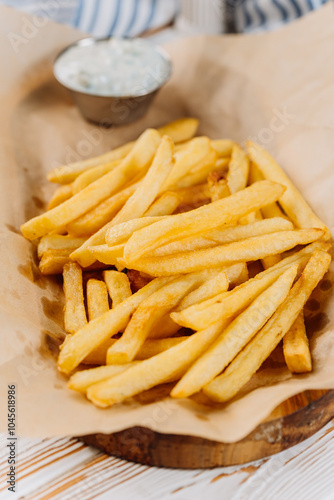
left=0, top=4, right=334, bottom=443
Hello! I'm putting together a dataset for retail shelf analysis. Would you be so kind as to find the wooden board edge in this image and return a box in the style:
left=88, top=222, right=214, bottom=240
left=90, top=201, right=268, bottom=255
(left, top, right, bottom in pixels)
left=78, top=389, right=334, bottom=468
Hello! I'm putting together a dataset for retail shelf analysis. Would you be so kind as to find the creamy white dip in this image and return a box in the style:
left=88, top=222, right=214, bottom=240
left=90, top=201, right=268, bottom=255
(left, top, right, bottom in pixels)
left=54, top=38, right=171, bottom=97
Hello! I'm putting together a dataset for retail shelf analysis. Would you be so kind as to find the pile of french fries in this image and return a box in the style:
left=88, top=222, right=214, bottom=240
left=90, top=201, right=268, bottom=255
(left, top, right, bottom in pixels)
left=21, top=118, right=332, bottom=408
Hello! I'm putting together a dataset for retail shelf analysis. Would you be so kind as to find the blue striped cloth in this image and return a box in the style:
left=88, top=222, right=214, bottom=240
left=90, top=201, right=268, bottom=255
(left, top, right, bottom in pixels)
left=0, top=0, right=330, bottom=34
left=2, top=0, right=178, bottom=37
left=234, top=0, right=329, bottom=33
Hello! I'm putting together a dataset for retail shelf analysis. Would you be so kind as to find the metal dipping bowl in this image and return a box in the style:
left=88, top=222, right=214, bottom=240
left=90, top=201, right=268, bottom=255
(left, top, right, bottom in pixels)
left=53, top=37, right=172, bottom=126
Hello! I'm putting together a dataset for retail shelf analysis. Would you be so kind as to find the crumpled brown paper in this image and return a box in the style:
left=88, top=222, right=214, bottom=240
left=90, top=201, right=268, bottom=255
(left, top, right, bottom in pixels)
left=0, top=4, right=334, bottom=443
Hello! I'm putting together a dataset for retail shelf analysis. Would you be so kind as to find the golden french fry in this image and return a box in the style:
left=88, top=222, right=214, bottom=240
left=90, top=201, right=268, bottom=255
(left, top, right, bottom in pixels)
left=211, top=139, right=235, bottom=157
left=70, top=135, right=174, bottom=267
left=86, top=279, right=110, bottom=321
left=172, top=184, right=211, bottom=206
left=171, top=265, right=297, bottom=398
left=39, top=249, right=72, bottom=275
left=58, top=276, right=173, bottom=374
left=177, top=270, right=229, bottom=310
left=135, top=337, right=188, bottom=359
left=89, top=244, right=125, bottom=265
left=239, top=211, right=262, bottom=225
left=262, top=254, right=282, bottom=269
left=204, top=217, right=293, bottom=244
left=66, top=182, right=139, bottom=237
left=128, top=229, right=323, bottom=277
left=283, top=312, right=312, bottom=373
left=63, top=262, right=87, bottom=334
left=21, top=129, right=161, bottom=240
left=162, top=137, right=212, bottom=190
left=208, top=173, right=230, bottom=202
left=144, top=191, right=181, bottom=216
left=68, top=363, right=139, bottom=393
left=108, top=135, right=174, bottom=225
left=226, top=144, right=249, bottom=194
left=47, top=142, right=134, bottom=184
left=247, top=141, right=330, bottom=239
left=157, top=117, right=199, bottom=143
left=106, top=271, right=214, bottom=364
left=146, top=315, right=181, bottom=339
left=47, top=119, right=198, bottom=185
left=86, top=320, right=226, bottom=407
left=48, top=184, right=73, bottom=209
left=37, top=235, right=86, bottom=259
left=103, top=270, right=132, bottom=308
left=247, top=162, right=288, bottom=221
left=72, top=160, right=121, bottom=194
left=82, top=336, right=188, bottom=365
left=124, top=180, right=286, bottom=262
left=150, top=236, right=215, bottom=257
left=174, top=151, right=219, bottom=189
left=105, top=216, right=164, bottom=247
left=171, top=241, right=328, bottom=330
left=204, top=250, right=331, bottom=402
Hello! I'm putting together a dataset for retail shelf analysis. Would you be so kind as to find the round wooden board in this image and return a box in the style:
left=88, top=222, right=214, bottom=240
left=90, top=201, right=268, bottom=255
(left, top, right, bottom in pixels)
left=79, top=389, right=334, bottom=468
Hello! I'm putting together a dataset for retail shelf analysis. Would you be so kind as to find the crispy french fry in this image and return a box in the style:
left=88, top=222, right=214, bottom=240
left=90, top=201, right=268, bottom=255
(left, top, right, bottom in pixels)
left=248, top=162, right=288, bottom=221
left=109, top=136, right=174, bottom=224
left=172, top=184, right=211, bottom=206
left=171, top=241, right=328, bottom=330
left=177, top=270, right=229, bottom=310
left=48, top=184, right=73, bottom=209
left=147, top=315, right=182, bottom=339
left=105, top=217, right=164, bottom=247
left=203, top=217, right=293, bottom=245
left=70, top=136, right=174, bottom=267
left=66, top=182, right=139, bottom=237
left=135, top=337, right=188, bottom=359
left=87, top=320, right=226, bottom=407
left=211, top=139, right=235, bottom=157
left=283, top=312, right=312, bottom=373
left=103, top=270, right=132, bottom=308
left=149, top=236, right=215, bottom=257
left=39, top=249, right=72, bottom=275
left=37, top=235, right=86, bottom=259
left=47, top=142, right=134, bottom=184
left=247, top=141, right=330, bottom=239
left=106, top=270, right=215, bottom=364
left=157, top=117, right=199, bottom=143
left=173, top=151, right=219, bottom=189
left=83, top=337, right=188, bottom=365
left=208, top=173, right=230, bottom=202
left=89, top=244, right=125, bottom=265
left=58, top=276, right=174, bottom=374
left=86, top=279, right=110, bottom=321
left=68, top=363, right=139, bottom=392
left=21, top=129, right=161, bottom=240
left=204, top=250, right=331, bottom=402
left=162, top=137, right=212, bottom=190
left=144, top=191, right=181, bottom=216
left=128, top=229, right=323, bottom=277
left=72, top=160, right=121, bottom=194
left=171, top=266, right=297, bottom=398
left=262, top=254, right=282, bottom=269
left=124, top=180, right=286, bottom=262
left=47, top=119, right=198, bottom=185
left=226, top=144, right=249, bottom=194
left=63, top=262, right=87, bottom=334
left=239, top=211, right=262, bottom=225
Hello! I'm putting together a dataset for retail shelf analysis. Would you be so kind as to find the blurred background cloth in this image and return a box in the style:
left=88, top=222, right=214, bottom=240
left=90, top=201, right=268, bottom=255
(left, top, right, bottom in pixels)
left=0, top=0, right=330, bottom=37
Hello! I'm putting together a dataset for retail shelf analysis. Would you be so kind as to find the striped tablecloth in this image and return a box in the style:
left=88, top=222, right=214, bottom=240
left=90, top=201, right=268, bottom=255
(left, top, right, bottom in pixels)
left=1, top=420, right=334, bottom=500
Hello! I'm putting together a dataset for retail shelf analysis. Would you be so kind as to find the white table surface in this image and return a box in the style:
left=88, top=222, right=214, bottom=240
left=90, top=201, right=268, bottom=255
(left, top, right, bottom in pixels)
left=1, top=420, right=334, bottom=500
